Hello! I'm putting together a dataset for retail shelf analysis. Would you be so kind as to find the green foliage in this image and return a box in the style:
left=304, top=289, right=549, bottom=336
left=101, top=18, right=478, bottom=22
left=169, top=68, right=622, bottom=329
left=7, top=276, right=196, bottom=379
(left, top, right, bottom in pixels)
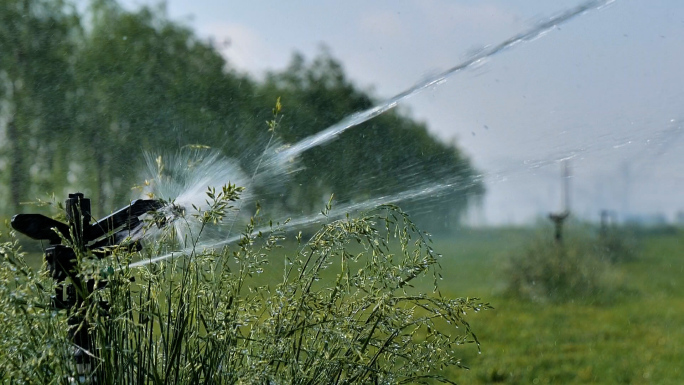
left=0, top=1, right=482, bottom=227
left=0, top=0, right=79, bottom=212
left=0, top=226, right=71, bottom=383
left=503, top=229, right=634, bottom=303
left=0, top=189, right=489, bottom=384
left=263, top=50, right=483, bottom=227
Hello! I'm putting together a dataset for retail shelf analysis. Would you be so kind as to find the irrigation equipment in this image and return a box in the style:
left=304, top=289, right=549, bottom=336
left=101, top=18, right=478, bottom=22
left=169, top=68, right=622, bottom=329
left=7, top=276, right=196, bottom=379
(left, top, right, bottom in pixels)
left=548, top=161, right=571, bottom=243
left=11, top=193, right=163, bottom=383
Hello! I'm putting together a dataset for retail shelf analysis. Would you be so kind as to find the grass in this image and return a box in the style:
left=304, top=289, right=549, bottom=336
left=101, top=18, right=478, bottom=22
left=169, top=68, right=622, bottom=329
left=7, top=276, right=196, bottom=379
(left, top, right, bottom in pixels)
left=8, top=220, right=684, bottom=384
left=434, top=227, right=684, bottom=384
left=1, top=196, right=490, bottom=384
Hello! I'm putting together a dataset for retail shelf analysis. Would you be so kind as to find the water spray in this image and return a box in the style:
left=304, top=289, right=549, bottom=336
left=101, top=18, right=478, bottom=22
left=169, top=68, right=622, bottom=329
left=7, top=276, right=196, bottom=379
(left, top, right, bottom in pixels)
left=133, top=0, right=616, bottom=267
left=140, top=150, right=253, bottom=243
left=264, top=0, right=616, bottom=170
left=130, top=175, right=477, bottom=267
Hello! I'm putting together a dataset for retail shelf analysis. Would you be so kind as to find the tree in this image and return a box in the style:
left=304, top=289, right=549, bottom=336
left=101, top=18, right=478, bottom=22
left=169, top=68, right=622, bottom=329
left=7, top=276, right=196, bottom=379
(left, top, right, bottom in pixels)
left=0, top=1, right=482, bottom=231
left=0, top=0, right=79, bottom=214
left=262, top=50, right=483, bottom=229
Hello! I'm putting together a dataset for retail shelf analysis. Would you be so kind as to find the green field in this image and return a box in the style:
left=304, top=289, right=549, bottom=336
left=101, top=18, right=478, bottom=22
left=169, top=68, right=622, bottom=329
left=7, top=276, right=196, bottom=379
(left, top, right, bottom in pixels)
left=14, top=226, right=684, bottom=383
left=431, top=227, right=684, bottom=384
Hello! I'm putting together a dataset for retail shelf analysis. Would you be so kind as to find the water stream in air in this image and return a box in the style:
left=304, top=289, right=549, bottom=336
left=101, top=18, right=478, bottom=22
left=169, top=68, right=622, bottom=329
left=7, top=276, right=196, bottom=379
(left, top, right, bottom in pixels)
left=131, top=0, right=617, bottom=268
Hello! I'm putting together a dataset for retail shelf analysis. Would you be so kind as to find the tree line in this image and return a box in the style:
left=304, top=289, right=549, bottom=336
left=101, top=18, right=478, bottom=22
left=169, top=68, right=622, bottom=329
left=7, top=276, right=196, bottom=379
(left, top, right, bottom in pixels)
left=0, top=0, right=483, bottom=230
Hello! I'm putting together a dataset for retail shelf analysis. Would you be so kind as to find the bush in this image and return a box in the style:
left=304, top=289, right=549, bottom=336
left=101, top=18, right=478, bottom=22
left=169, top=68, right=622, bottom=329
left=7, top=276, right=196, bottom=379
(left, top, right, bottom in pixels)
left=0, top=188, right=489, bottom=384
left=504, top=234, right=616, bottom=303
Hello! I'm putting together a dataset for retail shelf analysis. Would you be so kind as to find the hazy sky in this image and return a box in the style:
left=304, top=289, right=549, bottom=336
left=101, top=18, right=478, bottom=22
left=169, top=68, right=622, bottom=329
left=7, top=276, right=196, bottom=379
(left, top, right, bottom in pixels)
left=112, top=0, right=684, bottom=224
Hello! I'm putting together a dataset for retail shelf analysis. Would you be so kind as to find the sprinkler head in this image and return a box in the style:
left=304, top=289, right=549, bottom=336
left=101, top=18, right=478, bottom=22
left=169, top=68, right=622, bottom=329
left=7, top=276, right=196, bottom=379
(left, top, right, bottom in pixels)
left=168, top=203, right=186, bottom=221
left=10, top=193, right=167, bottom=372
left=150, top=202, right=185, bottom=228
left=12, top=195, right=164, bottom=252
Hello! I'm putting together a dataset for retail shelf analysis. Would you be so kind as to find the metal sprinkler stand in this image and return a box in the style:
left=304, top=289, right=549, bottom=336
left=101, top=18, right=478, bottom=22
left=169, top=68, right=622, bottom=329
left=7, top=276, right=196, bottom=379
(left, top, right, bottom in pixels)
left=11, top=193, right=162, bottom=383
left=548, top=210, right=570, bottom=243
left=548, top=160, right=572, bottom=244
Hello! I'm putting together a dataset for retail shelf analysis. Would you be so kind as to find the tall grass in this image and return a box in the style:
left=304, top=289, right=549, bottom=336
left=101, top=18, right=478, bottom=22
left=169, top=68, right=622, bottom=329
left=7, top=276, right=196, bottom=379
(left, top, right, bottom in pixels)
left=0, top=186, right=489, bottom=384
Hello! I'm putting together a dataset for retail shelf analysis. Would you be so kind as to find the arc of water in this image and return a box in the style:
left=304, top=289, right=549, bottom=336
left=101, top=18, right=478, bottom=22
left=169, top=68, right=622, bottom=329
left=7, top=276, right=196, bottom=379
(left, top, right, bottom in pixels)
left=267, top=0, right=615, bottom=168
left=128, top=175, right=473, bottom=268
left=134, top=117, right=684, bottom=269
left=129, top=0, right=617, bottom=268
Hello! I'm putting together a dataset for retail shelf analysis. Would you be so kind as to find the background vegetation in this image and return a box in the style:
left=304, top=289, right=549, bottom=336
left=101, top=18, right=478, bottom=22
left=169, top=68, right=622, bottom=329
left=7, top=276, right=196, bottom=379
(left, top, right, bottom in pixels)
left=433, top=225, right=684, bottom=384
left=503, top=225, right=638, bottom=304
left=0, top=0, right=482, bottom=230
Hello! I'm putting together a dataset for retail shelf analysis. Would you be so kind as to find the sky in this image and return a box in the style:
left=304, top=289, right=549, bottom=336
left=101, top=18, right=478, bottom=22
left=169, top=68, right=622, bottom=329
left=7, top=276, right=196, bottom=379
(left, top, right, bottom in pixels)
left=110, top=0, right=684, bottom=225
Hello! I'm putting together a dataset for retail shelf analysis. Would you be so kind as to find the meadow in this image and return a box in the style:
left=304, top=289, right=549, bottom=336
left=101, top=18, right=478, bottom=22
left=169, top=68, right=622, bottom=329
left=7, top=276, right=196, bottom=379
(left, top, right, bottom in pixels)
left=8, top=222, right=683, bottom=384
left=433, top=227, right=684, bottom=384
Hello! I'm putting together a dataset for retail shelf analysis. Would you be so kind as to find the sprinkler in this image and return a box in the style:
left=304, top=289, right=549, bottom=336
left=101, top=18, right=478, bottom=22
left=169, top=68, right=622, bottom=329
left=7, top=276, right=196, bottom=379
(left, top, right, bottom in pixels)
left=11, top=193, right=163, bottom=383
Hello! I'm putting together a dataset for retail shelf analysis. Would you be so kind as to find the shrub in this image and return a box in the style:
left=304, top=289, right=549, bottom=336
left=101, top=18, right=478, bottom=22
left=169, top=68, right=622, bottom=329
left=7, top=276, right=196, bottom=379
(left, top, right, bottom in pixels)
left=0, top=188, right=489, bottom=384
left=504, top=234, right=614, bottom=303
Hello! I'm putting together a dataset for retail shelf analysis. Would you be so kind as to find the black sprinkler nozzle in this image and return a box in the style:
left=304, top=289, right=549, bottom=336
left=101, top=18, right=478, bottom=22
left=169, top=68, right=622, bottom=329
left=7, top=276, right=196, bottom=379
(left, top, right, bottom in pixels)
left=12, top=196, right=163, bottom=250
left=10, top=193, right=164, bottom=382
